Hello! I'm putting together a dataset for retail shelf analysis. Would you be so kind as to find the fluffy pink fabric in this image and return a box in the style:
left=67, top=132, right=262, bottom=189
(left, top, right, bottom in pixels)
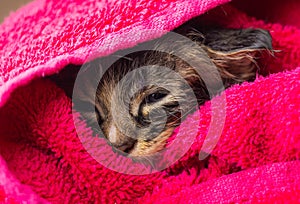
left=0, top=0, right=299, bottom=203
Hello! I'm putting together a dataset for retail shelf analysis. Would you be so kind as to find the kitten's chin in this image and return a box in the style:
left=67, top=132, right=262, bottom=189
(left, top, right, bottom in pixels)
left=126, top=127, right=175, bottom=157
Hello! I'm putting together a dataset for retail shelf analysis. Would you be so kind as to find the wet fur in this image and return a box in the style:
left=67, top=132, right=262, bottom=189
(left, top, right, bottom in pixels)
left=51, top=27, right=273, bottom=158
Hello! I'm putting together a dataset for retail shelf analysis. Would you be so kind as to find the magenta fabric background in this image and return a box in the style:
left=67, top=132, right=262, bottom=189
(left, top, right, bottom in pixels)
left=0, top=0, right=299, bottom=203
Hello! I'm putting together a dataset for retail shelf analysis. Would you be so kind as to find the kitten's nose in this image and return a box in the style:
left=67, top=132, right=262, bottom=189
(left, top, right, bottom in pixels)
left=113, top=138, right=137, bottom=153
left=108, top=125, right=137, bottom=153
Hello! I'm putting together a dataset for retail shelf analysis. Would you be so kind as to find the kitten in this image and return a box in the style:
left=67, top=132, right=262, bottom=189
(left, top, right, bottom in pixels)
left=52, top=27, right=273, bottom=157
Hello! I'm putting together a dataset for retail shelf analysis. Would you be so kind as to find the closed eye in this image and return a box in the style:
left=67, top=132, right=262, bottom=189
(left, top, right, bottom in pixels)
left=145, top=92, right=168, bottom=103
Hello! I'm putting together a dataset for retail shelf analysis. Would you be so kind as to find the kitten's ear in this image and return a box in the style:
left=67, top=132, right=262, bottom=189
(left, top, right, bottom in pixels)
left=192, top=28, right=273, bottom=87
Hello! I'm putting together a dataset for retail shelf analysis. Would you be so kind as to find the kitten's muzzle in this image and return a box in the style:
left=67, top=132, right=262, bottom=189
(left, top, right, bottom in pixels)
left=112, top=138, right=137, bottom=154
left=107, top=124, right=137, bottom=154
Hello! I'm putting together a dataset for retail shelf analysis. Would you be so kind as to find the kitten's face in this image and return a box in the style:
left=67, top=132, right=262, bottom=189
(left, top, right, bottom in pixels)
left=95, top=54, right=204, bottom=156
left=97, top=83, right=181, bottom=156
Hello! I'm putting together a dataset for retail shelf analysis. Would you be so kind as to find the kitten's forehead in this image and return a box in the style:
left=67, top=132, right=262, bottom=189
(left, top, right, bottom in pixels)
left=98, top=55, right=188, bottom=97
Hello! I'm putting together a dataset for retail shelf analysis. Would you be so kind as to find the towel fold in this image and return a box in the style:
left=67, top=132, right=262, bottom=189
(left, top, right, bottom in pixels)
left=0, top=0, right=299, bottom=203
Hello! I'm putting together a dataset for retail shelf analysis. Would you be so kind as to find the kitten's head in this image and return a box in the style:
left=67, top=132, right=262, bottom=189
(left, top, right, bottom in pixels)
left=73, top=28, right=272, bottom=157
left=94, top=50, right=208, bottom=157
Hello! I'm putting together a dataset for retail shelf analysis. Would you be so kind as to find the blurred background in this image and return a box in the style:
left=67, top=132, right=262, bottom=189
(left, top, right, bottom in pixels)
left=0, top=0, right=32, bottom=22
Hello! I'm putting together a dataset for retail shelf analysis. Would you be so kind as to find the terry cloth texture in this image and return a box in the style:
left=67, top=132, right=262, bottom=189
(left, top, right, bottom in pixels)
left=0, top=0, right=299, bottom=203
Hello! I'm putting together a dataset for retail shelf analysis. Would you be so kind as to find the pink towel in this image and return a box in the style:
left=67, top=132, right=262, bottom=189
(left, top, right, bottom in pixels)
left=0, top=0, right=299, bottom=203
